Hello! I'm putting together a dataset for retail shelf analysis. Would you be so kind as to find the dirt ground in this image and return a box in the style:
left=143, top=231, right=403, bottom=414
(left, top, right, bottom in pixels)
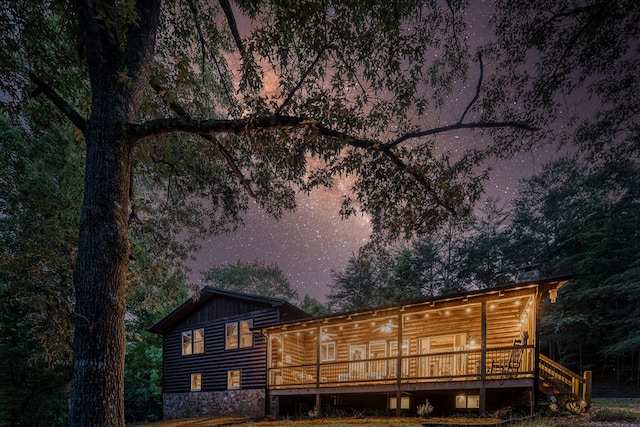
left=133, top=398, right=640, bottom=427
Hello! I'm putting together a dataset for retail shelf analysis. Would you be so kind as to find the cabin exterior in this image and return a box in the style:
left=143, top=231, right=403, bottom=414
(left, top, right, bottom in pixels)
left=260, top=275, right=592, bottom=416
left=149, top=287, right=310, bottom=419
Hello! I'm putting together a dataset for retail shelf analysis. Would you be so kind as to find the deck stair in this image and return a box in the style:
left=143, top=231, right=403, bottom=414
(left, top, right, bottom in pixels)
left=538, top=354, right=592, bottom=410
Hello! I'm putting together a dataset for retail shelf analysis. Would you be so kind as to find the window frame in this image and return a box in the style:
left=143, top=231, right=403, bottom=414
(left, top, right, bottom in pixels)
left=181, top=330, right=192, bottom=355
left=239, top=319, right=253, bottom=348
left=321, top=341, right=336, bottom=362
left=225, top=322, right=239, bottom=349
left=190, top=373, right=202, bottom=391
left=227, top=370, right=241, bottom=390
left=193, top=328, right=205, bottom=354
left=225, top=319, right=253, bottom=350
left=182, top=328, right=205, bottom=356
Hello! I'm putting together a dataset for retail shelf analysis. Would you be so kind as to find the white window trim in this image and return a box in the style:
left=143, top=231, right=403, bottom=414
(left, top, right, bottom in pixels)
left=321, top=341, right=336, bottom=362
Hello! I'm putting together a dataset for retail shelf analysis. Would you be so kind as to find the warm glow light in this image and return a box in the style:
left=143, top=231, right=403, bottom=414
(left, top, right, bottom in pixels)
left=465, top=307, right=471, bottom=314
left=489, top=303, right=496, bottom=310
left=425, top=313, right=429, bottom=318
left=445, top=310, right=451, bottom=316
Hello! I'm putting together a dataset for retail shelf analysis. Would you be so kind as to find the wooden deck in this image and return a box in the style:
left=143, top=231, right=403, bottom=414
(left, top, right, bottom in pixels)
left=268, top=345, right=535, bottom=393
left=260, top=278, right=578, bottom=414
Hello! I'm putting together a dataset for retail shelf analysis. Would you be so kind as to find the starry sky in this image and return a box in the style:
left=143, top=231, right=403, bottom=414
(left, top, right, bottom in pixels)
left=187, top=3, right=576, bottom=302
left=188, top=147, right=565, bottom=302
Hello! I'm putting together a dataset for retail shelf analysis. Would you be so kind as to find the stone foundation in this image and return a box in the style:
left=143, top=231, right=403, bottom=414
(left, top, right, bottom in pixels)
left=163, top=389, right=265, bottom=419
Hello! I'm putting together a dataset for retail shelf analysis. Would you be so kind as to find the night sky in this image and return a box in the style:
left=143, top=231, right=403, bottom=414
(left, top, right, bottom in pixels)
left=188, top=145, right=566, bottom=302
left=188, top=4, right=579, bottom=302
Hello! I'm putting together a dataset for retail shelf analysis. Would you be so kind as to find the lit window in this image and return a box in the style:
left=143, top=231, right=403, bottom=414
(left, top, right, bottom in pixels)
left=182, top=329, right=204, bottom=355
left=227, top=370, right=241, bottom=389
left=226, top=320, right=253, bottom=349
left=321, top=342, right=336, bottom=362
left=191, top=373, right=202, bottom=391
left=240, top=320, right=253, bottom=348
left=193, top=328, right=204, bottom=354
left=182, top=331, right=192, bottom=355
left=225, top=322, right=238, bottom=349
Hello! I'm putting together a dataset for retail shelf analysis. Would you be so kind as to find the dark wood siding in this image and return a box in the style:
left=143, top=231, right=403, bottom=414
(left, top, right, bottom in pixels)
left=162, top=295, right=281, bottom=393
left=172, top=296, right=277, bottom=330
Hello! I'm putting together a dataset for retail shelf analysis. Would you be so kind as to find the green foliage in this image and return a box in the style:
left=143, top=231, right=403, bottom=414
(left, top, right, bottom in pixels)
left=327, top=254, right=383, bottom=311
left=486, top=1, right=640, bottom=162
left=300, top=295, right=331, bottom=317
left=0, top=115, right=80, bottom=368
left=123, top=324, right=165, bottom=423
left=0, top=117, right=79, bottom=426
left=202, top=260, right=299, bottom=302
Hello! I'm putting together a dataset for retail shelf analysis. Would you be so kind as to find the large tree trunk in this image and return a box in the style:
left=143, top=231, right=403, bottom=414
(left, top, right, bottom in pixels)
left=69, top=1, right=160, bottom=424
left=69, top=91, right=134, bottom=427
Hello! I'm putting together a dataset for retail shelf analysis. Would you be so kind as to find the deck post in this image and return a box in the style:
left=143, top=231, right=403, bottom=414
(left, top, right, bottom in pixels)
left=533, top=291, right=542, bottom=415
left=479, top=301, right=487, bottom=416
left=396, top=311, right=403, bottom=417
left=583, top=371, right=592, bottom=410
left=316, top=325, right=321, bottom=415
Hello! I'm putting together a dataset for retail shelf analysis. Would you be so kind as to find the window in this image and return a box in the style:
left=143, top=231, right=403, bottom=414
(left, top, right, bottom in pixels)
left=240, top=320, right=253, bottom=348
left=182, top=328, right=205, bottom=355
left=321, top=341, right=336, bottom=362
left=190, top=373, right=202, bottom=391
left=225, top=320, right=253, bottom=349
left=225, top=322, right=238, bottom=349
left=193, top=328, right=204, bottom=353
left=182, top=331, right=192, bottom=355
left=227, top=370, right=241, bottom=389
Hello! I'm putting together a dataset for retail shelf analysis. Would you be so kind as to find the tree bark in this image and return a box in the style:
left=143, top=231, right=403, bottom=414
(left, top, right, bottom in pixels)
left=70, top=94, right=133, bottom=426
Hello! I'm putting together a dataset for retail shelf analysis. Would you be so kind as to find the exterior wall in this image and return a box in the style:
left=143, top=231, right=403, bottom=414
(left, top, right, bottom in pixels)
left=162, top=307, right=278, bottom=394
left=163, top=389, right=265, bottom=419
left=157, top=291, right=310, bottom=419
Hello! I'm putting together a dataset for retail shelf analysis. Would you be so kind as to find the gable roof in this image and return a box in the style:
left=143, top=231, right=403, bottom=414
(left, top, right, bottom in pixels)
left=149, top=286, right=310, bottom=335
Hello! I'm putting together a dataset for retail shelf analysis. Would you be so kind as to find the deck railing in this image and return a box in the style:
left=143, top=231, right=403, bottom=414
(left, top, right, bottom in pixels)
left=269, top=345, right=535, bottom=388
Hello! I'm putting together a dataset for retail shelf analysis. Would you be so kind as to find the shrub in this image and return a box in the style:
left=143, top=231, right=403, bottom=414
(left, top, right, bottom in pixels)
left=416, top=399, right=434, bottom=417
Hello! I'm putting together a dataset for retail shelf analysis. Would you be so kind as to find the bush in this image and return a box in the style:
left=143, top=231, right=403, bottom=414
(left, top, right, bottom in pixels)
left=416, top=399, right=434, bottom=417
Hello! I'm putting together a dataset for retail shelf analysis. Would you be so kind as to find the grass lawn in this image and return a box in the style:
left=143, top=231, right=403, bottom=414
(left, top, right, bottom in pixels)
left=134, top=398, right=640, bottom=427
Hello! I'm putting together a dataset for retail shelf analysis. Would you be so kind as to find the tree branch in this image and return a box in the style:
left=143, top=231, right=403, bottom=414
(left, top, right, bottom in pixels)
left=133, top=112, right=537, bottom=151
left=458, top=51, right=483, bottom=125
left=380, top=148, right=457, bottom=215
left=219, top=0, right=245, bottom=56
left=275, top=43, right=332, bottom=116
left=379, top=120, right=539, bottom=150
left=29, top=73, right=87, bottom=133
left=149, top=80, right=256, bottom=199
left=186, top=0, right=207, bottom=78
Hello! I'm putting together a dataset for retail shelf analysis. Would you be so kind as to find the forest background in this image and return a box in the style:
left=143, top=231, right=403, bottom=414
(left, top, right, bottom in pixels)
left=1, top=0, right=639, bottom=425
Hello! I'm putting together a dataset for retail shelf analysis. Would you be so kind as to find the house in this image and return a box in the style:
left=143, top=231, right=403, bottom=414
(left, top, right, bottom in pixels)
left=149, top=287, right=310, bottom=419
left=152, top=274, right=591, bottom=419
left=259, top=273, right=591, bottom=416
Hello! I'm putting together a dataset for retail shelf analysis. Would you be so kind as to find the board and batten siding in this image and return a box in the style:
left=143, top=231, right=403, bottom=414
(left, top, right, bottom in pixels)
left=162, top=300, right=281, bottom=394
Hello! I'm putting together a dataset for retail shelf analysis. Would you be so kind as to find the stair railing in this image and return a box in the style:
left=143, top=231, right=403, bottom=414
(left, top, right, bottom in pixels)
left=539, top=354, right=592, bottom=409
